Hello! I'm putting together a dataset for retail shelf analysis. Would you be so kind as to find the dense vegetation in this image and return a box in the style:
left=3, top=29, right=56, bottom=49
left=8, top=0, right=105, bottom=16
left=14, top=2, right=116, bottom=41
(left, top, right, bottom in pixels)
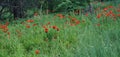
left=0, top=0, right=120, bottom=57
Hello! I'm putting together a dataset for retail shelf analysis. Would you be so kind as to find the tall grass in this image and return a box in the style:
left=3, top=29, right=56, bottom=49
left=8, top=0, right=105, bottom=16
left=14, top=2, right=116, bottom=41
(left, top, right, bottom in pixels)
left=0, top=3, right=120, bottom=57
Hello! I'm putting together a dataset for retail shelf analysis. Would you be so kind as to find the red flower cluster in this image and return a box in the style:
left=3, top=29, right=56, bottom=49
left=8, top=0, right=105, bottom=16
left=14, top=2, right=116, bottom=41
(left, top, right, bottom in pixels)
left=26, top=19, right=34, bottom=23
left=0, top=24, right=9, bottom=33
left=52, top=26, right=59, bottom=31
left=43, top=25, right=49, bottom=33
left=56, top=14, right=65, bottom=19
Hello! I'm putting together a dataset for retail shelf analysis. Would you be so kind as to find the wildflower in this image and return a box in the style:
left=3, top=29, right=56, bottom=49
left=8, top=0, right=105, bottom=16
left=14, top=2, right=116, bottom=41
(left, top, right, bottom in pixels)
left=75, top=20, right=80, bottom=25
left=1, top=25, right=7, bottom=29
left=109, top=10, right=113, bottom=14
left=104, top=8, right=108, bottom=11
left=57, top=14, right=64, bottom=19
left=105, top=13, right=110, bottom=16
left=52, top=26, right=57, bottom=29
left=70, top=23, right=75, bottom=26
left=71, top=18, right=76, bottom=22
left=0, top=25, right=8, bottom=32
left=26, top=25, right=30, bottom=28
left=35, top=50, right=40, bottom=54
left=117, top=14, right=120, bottom=17
left=108, top=6, right=113, bottom=8
left=85, top=13, right=88, bottom=16
left=3, top=28, right=8, bottom=33
left=47, top=22, right=50, bottom=25
left=117, top=9, right=120, bottom=12
left=42, top=25, right=47, bottom=29
left=26, top=19, right=34, bottom=23
left=33, top=24, right=37, bottom=26
left=44, top=28, right=48, bottom=33
left=46, top=22, right=50, bottom=25
left=97, top=14, right=101, bottom=18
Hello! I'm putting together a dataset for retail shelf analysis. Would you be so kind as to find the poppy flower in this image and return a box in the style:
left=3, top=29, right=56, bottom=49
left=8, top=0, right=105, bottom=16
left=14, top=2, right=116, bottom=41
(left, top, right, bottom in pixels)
left=75, top=20, right=80, bottom=25
left=57, top=14, right=64, bottom=19
left=97, top=14, right=101, bottom=18
left=117, top=9, right=120, bottom=12
left=47, top=22, right=50, bottom=25
left=117, top=14, right=120, bottom=17
left=46, top=22, right=50, bottom=25
left=104, top=8, right=108, bottom=11
left=33, top=24, right=37, bottom=26
left=85, top=13, right=88, bottom=16
left=108, top=6, right=113, bottom=8
left=35, top=50, right=40, bottom=54
left=44, top=28, right=48, bottom=33
left=3, top=28, right=8, bottom=33
left=26, top=19, right=34, bottom=23
left=26, top=25, right=30, bottom=28
left=52, top=26, right=57, bottom=29
left=71, top=18, right=76, bottom=22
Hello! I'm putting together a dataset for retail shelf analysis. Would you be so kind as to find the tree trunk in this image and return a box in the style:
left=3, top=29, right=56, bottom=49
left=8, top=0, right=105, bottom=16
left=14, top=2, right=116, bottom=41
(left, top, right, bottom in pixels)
left=11, top=0, right=24, bottom=19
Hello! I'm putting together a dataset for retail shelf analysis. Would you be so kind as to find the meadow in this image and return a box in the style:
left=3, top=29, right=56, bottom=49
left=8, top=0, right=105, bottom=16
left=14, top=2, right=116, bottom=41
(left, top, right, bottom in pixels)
left=0, top=2, right=120, bottom=57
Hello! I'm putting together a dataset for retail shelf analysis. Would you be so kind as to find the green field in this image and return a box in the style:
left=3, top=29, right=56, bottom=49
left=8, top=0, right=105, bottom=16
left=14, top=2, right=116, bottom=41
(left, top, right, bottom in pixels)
left=0, top=3, right=120, bottom=57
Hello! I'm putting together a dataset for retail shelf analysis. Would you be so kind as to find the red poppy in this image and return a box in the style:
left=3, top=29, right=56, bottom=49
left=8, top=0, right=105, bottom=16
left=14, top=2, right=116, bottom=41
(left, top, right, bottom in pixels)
left=44, top=28, right=48, bottom=33
left=42, top=25, right=47, bottom=29
left=26, top=19, right=34, bottom=23
left=35, top=50, right=40, bottom=54
left=46, top=22, right=50, bottom=25
left=1, top=25, right=7, bottom=29
left=104, top=8, right=108, bottom=11
left=75, top=20, right=80, bottom=25
left=26, top=25, right=30, bottom=28
left=117, top=9, right=120, bottom=12
left=33, top=24, right=37, bottom=26
left=97, top=14, right=101, bottom=18
left=108, top=6, right=113, bottom=8
left=47, top=22, right=50, bottom=25
left=52, top=26, right=57, bottom=29
left=56, top=28, right=60, bottom=31
left=117, top=14, right=120, bottom=17
left=57, top=14, right=64, bottom=19
left=71, top=18, right=76, bottom=22
left=85, top=13, right=88, bottom=16
left=3, top=28, right=8, bottom=33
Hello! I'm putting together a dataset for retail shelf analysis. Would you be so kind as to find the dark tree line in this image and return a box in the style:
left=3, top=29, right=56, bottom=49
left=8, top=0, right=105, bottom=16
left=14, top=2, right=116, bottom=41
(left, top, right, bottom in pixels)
left=0, top=0, right=116, bottom=20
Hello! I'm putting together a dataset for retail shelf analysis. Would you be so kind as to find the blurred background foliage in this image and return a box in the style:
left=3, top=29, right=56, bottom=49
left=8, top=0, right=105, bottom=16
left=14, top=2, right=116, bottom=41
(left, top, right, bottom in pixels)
left=0, top=0, right=119, bottom=20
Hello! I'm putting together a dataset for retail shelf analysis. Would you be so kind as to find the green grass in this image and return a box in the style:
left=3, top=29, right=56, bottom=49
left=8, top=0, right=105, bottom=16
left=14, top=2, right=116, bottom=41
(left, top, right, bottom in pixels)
left=0, top=4, right=120, bottom=57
